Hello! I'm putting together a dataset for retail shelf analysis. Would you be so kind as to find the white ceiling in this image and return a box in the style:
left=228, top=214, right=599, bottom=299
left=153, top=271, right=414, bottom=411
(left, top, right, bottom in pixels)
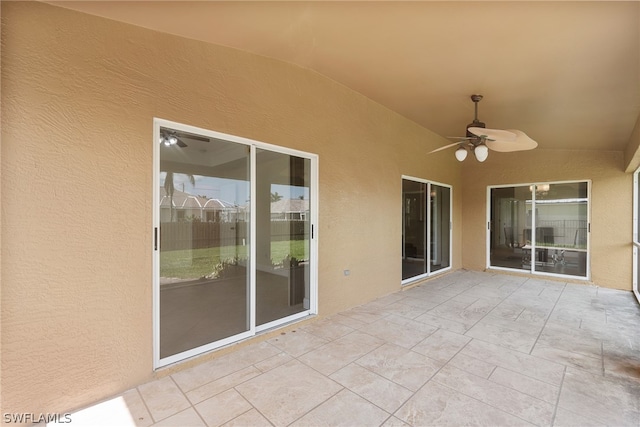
left=51, top=1, right=640, bottom=151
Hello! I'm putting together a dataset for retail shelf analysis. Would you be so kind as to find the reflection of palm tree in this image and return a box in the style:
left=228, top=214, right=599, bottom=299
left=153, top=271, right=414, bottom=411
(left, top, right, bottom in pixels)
left=164, top=171, right=195, bottom=221
left=271, top=191, right=283, bottom=202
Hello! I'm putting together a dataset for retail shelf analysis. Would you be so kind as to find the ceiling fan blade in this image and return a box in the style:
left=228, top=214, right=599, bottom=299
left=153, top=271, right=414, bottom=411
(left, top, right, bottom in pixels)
left=446, top=136, right=474, bottom=141
left=485, top=129, right=538, bottom=152
left=178, top=133, right=209, bottom=142
left=176, top=138, right=188, bottom=148
left=468, top=127, right=517, bottom=142
left=429, top=141, right=463, bottom=154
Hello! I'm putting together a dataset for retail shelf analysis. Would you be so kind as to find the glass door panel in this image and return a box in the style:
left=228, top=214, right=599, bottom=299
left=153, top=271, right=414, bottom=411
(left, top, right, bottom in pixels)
left=430, top=184, right=451, bottom=272
left=533, top=182, right=588, bottom=277
left=490, top=186, right=531, bottom=271
left=159, top=127, right=250, bottom=359
left=402, top=180, right=427, bottom=280
left=490, top=181, right=589, bottom=279
left=256, top=149, right=311, bottom=326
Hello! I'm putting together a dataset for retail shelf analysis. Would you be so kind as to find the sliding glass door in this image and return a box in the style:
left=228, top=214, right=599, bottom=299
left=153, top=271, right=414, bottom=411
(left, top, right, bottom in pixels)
left=489, top=181, right=589, bottom=279
left=154, top=119, right=317, bottom=367
left=157, top=129, right=251, bottom=361
left=402, top=177, right=451, bottom=283
left=255, top=149, right=311, bottom=328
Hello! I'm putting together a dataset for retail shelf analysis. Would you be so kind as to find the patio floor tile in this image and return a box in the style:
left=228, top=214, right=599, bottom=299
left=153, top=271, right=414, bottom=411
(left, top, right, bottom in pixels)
left=410, top=328, right=471, bottom=362
left=151, top=408, right=205, bottom=427
left=394, top=380, right=534, bottom=426
left=360, top=318, right=436, bottom=349
left=330, top=363, right=413, bottom=413
left=235, top=359, right=342, bottom=426
left=488, top=366, right=560, bottom=404
left=185, top=366, right=261, bottom=405
left=266, top=330, right=328, bottom=357
left=220, top=409, right=271, bottom=427
left=464, top=321, right=540, bottom=353
left=432, top=365, right=555, bottom=425
left=138, top=376, right=191, bottom=422
left=194, top=389, right=252, bottom=427
left=297, top=331, right=385, bottom=375
left=460, top=339, right=565, bottom=385
left=57, top=271, right=640, bottom=427
left=290, top=389, right=389, bottom=426
left=355, top=343, right=444, bottom=391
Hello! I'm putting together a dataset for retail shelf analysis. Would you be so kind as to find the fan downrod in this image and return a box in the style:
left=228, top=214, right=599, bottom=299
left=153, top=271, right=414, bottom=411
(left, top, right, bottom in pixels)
left=467, top=94, right=486, bottom=137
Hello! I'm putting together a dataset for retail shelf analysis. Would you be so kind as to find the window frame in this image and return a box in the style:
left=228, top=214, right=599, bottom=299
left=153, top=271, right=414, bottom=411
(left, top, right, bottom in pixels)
left=401, top=175, right=453, bottom=285
left=486, top=180, right=591, bottom=280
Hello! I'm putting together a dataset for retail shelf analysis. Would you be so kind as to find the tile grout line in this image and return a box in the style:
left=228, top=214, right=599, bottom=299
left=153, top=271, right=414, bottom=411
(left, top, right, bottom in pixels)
left=133, top=387, right=156, bottom=425
left=381, top=337, right=479, bottom=425
left=549, top=365, right=568, bottom=427
left=430, top=379, right=536, bottom=427
left=231, top=385, right=272, bottom=427
left=528, top=281, right=568, bottom=356
left=459, top=275, right=529, bottom=336
left=600, top=341, right=605, bottom=377
left=282, top=385, right=346, bottom=427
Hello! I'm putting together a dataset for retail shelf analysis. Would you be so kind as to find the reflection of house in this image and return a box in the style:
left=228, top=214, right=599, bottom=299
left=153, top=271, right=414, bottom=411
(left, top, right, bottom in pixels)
left=271, top=198, right=309, bottom=220
left=160, top=188, right=243, bottom=222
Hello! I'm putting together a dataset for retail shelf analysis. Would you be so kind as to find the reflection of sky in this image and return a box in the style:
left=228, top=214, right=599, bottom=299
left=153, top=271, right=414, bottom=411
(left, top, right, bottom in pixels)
left=160, top=173, right=308, bottom=205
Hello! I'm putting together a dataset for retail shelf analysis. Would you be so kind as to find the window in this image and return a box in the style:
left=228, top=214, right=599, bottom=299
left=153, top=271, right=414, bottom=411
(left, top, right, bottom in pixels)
left=402, top=177, right=452, bottom=283
left=154, top=119, right=318, bottom=368
left=488, top=181, right=589, bottom=279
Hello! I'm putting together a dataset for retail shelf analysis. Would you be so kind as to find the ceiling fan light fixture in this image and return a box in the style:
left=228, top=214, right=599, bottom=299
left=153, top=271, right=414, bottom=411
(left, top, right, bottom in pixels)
left=474, top=144, right=489, bottom=162
left=455, top=146, right=468, bottom=161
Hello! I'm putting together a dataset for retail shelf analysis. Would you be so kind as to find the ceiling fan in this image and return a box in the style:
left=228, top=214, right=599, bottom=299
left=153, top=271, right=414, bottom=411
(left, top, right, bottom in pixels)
left=430, top=94, right=538, bottom=162
left=159, top=128, right=210, bottom=148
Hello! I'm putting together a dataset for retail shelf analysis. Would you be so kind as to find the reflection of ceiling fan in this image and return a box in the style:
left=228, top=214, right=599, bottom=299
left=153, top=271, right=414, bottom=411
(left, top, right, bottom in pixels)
left=159, top=128, right=210, bottom=148
left=430, top=94, right=538, bottom=162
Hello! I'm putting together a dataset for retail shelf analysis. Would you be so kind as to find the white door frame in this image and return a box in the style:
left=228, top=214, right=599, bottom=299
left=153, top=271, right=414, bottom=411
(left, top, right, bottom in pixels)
left=153, top=118, right=318, bottom=369
left=486, top=180, right=591, bottom=281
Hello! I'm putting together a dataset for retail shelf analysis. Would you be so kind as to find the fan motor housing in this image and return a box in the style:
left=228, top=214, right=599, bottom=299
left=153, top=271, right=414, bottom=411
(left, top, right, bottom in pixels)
left=466, top=120, right=485, bottom=137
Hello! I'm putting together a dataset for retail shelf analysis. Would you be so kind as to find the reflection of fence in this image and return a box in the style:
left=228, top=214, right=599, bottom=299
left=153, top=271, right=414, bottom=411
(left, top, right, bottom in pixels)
left=161, top=220, right=307, bottom=251
left=536, top=220, right=588, bottom=247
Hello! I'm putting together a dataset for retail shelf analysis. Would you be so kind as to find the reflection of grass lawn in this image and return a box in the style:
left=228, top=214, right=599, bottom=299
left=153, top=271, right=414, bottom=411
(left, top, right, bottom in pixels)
left=161, top=240, right=308, bottom=279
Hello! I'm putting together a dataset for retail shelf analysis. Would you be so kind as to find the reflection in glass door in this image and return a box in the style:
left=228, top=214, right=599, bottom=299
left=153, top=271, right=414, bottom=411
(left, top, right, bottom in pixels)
left=533, top=182, right=588, bottom=277
left=256, top=149, right=311, bottom=328
left=402, top=177, right=452, bottom=283
left=157, top=127, right=251, bottom=362
left=154, top=120, right=317, bottom=367
left=430, top=184, right=451, bottom=273
left=489, top=181, right=589, bottom=278
left=489, top=186, right=531, bottom=271
left=402, top=180, right=427, bottom=280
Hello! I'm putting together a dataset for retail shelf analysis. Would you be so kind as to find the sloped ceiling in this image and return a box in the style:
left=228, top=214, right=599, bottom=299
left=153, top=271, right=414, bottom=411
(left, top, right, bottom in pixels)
left=49, top=1, right=640, bottom=153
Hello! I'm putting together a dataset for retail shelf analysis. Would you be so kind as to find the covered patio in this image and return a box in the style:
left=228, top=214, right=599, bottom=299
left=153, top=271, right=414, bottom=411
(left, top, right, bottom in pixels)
left=58, top=270, right=639, bottom=426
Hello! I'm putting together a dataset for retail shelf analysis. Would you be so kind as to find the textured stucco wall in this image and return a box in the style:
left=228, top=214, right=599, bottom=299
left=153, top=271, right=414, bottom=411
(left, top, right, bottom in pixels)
left=1, top=2, right=461, bottom=415
left=461, top=149, right=632, bottom=290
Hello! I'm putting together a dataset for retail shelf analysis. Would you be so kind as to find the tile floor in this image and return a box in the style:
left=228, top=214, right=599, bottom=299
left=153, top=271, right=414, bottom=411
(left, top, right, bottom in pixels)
left=59, top=270, right=640, bottom=426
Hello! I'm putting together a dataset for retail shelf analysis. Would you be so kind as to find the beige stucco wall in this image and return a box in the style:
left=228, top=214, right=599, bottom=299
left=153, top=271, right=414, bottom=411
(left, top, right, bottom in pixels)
left=1, top=2, right=462, bottom=415
left=461, top=149, right=632, bottom=290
